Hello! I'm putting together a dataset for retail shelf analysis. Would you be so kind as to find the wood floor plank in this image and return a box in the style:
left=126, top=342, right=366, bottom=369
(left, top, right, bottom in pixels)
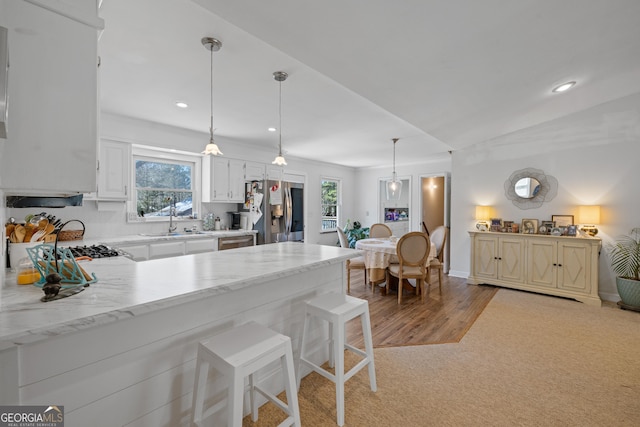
left=346, top=270, right=498, bottom=347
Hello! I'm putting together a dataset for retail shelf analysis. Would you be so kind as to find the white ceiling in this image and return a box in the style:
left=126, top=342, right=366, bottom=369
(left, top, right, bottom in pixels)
left=98, top=0, right=640, bottom=168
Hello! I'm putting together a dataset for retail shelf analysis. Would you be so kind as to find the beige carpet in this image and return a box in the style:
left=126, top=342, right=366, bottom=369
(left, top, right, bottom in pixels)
left=244, top=289, right=640, bottom=426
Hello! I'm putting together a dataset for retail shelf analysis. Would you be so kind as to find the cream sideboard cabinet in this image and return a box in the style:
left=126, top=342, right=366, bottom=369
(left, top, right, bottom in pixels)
left=468, top=231, right=601, bottom=306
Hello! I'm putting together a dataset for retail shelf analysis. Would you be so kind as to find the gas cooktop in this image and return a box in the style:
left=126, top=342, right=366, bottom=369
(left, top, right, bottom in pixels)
left=67, top=244, right=120, bottom=258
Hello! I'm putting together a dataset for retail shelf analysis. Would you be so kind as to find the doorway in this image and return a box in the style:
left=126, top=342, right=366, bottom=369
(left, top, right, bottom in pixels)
left=419, top=174, right=450, bottom=272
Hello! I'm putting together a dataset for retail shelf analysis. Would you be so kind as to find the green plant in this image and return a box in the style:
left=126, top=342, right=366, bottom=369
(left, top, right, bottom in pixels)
left=344, top=221, right=369, bottom=248
left=608, top=227, right=640, bottom=280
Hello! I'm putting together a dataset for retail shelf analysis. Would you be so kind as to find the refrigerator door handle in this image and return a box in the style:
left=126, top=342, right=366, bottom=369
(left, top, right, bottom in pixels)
left=285, top=183, right=292, bottom=236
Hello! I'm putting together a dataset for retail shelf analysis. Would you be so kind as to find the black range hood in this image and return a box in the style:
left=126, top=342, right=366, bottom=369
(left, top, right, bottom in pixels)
left=6, top=194, right=83, bottom=208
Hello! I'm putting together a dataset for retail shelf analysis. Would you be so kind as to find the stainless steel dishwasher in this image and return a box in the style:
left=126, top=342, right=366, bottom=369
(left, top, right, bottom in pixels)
left=218, top=235, right=255, bottom=251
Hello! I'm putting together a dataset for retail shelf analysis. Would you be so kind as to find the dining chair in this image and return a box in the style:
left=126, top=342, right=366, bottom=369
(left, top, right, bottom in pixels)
left=386, top=232, right=431, bottom=304
left=369, top=223, right=392, bottom=238
left=421, top=221, right=430, bottom=236
left=428, top=225, right=448, bottom=290
left=337, top=227, right=367, bottom=293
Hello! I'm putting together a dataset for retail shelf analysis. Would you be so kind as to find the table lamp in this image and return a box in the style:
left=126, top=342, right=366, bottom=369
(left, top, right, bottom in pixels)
left=475, top=206, right=492, bottom=231
left=578, top=205, right=600, bottom=236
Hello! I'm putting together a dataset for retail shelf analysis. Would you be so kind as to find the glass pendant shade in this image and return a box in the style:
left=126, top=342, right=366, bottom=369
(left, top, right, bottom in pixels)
left=272, top=154, right=287, bottom=166
left=386, top=174, right=402, bottom=200
left=386, top=138, right=402, bottom=200
left=202, top=139, right=223, bottom=156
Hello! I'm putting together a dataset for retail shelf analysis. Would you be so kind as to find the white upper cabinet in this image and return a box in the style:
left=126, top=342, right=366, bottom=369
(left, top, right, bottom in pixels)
left=97, top=140, right=130, bottom=200
left=203, top=157, right=246, bottom=202
left=228, top=159, right=245, bottom=202
left=244, top=161, right=265, bottom=181
left=0, top=0, right=102, bottom=194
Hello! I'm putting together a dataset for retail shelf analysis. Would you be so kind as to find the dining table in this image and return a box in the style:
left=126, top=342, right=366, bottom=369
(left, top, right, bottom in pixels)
left=355, top=236, right=436, bottom=294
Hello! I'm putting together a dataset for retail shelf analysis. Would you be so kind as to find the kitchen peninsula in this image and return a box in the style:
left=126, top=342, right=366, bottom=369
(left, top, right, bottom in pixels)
left=0, top=242, right=357, bottom=426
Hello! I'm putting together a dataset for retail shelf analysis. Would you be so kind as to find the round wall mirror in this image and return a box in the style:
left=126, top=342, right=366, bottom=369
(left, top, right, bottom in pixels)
left=514, top=177, right=541, bottom=199
left=504, top=168, right=558, bottom=210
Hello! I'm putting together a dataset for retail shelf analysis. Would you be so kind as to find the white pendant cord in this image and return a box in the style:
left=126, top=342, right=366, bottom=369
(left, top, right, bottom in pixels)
left=209, top=46, right=214, bottom=141
left=272, top=71, right=288, bottom=165
left=392, top=138, right=397, bottom=180
left=278, top=78, right=283, bottom=157
left=201, top=37, right=222, bottom=155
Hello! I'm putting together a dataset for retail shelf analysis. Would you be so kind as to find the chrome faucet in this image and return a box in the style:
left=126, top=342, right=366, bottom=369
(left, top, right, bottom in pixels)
left=167, top=197, right=177, bottom=233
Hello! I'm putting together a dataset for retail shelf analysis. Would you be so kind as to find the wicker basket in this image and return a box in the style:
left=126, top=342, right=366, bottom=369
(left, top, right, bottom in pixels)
left=56, top=220, right=85, bottom=241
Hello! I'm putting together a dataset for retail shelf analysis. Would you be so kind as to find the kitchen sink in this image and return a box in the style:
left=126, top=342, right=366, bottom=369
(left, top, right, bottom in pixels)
left=139, top=231, right=207, bottom=237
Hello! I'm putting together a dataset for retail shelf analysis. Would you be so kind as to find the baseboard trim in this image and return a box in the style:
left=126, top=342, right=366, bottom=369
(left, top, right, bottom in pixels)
left=448, top=270, right=469, bottom=279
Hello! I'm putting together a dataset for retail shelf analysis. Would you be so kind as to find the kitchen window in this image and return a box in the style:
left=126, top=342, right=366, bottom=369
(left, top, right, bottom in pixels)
left=132, top=146, right=201, bottom=220
left=321, top=178, right=340, bottom=232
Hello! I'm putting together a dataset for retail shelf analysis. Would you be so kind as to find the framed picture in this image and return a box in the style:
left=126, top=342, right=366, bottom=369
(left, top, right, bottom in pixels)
left=567, top=225, right=577, bottom=236
left=521, top=218, right=538, bottom=234
left=490, top=218, right=502, bottom=232
left=539, top=220, right=555, bottom=235
left=552, top=215, right=574, bottom=227
left=503, top=221, right=514, bottom=232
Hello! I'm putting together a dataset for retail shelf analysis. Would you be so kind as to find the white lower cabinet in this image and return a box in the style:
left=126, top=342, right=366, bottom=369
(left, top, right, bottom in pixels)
left=118, top=244, right=149, bottom=262
left=116, top=238, right=217, bottom=261
left=185, top=238, right=218, bottom=254
left=468, top=231, right=601, bottom=306
left=148, top=241, right=186, bottom=260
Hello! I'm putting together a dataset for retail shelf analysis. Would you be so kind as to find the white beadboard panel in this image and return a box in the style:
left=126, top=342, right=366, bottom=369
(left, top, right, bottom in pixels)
left=18, top=264, right=341, bottom=385
left=17, top=263, right=343, bottom=426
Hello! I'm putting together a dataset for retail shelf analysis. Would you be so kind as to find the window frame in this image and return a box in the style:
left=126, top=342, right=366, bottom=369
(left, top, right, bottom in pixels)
left=130, top=145, right=202, bottom=223
left=320, top=177, right=341, bottom=233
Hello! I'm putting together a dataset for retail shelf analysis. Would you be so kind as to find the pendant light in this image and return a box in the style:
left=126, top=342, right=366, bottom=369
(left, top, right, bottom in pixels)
left=272, top=71, right=288, bottom=166
left=386, top=138, right=402, bottom=200
left=201, top=37, right=223, bottom=155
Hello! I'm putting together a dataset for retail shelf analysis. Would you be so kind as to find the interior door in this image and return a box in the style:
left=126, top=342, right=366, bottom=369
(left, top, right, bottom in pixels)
left=420, top=174, right=450, bottom=271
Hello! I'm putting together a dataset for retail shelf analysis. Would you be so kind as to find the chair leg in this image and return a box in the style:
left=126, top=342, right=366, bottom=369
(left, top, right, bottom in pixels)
left=346, top=261, right=351, bottom=293
left=397, top=274, right=403, bottom=304
left=333, top=319, right=345, bottom=426
left=438, top=268, right=443, bottom=290
left=385, top=269, right=390, bottom=296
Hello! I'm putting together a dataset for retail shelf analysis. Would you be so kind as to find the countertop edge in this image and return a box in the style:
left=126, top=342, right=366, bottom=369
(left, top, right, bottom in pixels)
left=0, top=244, right=358, bottom=350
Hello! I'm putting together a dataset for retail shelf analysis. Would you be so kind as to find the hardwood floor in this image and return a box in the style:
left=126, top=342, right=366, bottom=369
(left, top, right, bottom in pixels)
left=345, top=270, right=498, bottom=348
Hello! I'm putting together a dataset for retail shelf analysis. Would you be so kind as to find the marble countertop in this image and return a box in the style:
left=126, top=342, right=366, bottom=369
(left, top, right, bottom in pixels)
left=98, top=229, right=257, bottom=246
left=0, top=242, right=356, bottom=350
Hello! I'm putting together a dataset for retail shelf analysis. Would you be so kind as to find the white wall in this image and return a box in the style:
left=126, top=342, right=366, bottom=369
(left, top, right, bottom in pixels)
left=5, top=113, right=357, bottom=246
left=354, top=156, right=452, bottom=232
left=449, top=92, right=640, bottom=302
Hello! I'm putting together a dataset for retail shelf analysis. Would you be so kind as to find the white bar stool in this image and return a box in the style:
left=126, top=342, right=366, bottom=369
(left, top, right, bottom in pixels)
left=191, top=321, right=301, bottom=427
left=297, top=293, right=377, bottom=426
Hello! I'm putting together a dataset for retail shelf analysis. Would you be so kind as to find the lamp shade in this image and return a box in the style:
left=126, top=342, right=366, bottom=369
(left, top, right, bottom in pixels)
left=475, top=206, right=492, bottom=221
left=579, top=205, right=600, bottom=224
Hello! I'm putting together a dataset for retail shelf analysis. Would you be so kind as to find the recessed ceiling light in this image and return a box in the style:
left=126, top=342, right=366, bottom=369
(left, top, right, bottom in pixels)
left=552, top=81, right=576, bottom=93
left=175, top=101, right=188, bottom=108
left=268, top=127, right=277, bottom=132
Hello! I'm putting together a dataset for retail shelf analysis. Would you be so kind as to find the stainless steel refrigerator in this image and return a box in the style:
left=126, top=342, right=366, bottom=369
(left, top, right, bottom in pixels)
left=253, top=180, right=304, bottom=244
